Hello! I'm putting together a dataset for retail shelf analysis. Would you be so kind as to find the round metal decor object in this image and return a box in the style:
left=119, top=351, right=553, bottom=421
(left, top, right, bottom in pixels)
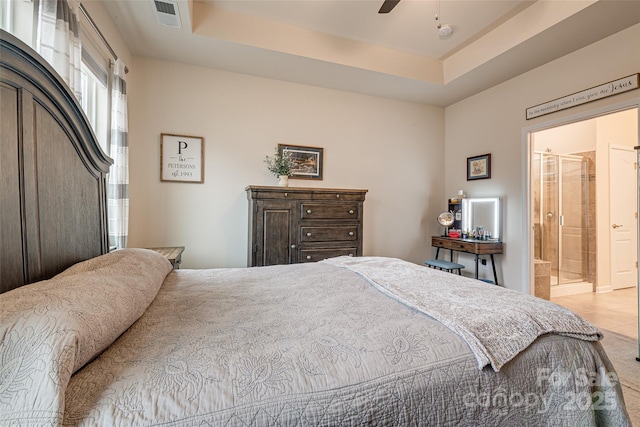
left=437, top=211, right=455, bottom=227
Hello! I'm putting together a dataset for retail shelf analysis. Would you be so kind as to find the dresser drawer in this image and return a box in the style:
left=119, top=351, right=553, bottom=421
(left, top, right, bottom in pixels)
left=253, top=190, right=313, bottom=200
left=300, top=226, right=357, bottom=242
left=300, top=203, right=359, bottom=219
left=311, top=192, right=365, bottom=201
left=432, top=238, right=467, bottom=251
left=299, top=248, right=357, bottom=262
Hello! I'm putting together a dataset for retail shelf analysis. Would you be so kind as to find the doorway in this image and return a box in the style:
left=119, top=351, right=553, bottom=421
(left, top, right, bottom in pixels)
left=526, top=104, right=638, bottom=338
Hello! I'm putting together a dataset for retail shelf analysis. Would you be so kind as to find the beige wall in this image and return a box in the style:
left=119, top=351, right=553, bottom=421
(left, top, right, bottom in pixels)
left=127, top=23, right=639, bottom=285
left=10, top=1, right=638, bottom=293
left=126, top=58, right=445, bottom=268
left=533, top=120, right=597, bottom=154
left=445, top=23, right=640, bottom=292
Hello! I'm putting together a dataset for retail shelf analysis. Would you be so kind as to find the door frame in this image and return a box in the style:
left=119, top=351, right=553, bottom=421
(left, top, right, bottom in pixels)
left=522, top=98, right=640, bottom=297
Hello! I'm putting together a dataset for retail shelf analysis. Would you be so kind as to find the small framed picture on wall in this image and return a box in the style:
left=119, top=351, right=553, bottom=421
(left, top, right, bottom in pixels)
left=160, top=133, right=204, bottom=183
left=467, top=153, right=491, bottom=180
left=278, top=144, right=324, bottom=180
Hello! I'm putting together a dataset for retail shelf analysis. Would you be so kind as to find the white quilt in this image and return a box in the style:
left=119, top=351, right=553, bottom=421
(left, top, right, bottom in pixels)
left=323, top=256, right=602, bottom=371
left=0, top=250, right=631, bottom=426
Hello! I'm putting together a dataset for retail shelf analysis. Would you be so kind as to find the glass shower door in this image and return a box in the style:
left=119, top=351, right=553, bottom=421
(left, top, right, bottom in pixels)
left=559, top=157, right=588, bottom=284
left=542, top=154, right=560, bottom=286
left=535, top=153, right=589, bottom=287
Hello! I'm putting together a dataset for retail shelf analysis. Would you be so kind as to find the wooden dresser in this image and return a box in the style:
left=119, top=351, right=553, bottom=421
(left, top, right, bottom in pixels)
left=246, top=186, right=367, bottom=266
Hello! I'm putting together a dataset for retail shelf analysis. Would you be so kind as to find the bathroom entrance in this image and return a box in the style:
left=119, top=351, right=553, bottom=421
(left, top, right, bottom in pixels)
left=528, top=106, right=638, bottom=298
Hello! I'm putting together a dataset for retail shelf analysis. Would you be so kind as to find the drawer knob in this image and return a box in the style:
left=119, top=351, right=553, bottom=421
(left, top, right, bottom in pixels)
left=336, top=194, right=340, bottom=198
left=348, top=231, right=354, bottom=236
left=306, top=232, right=312, bottom=237
left=291, top=244, right=296, bottom=249
left=348, top=253, right=354, bottom=257
left=348, top=209, right=354, bottom=214
left=284, top=193, right=288, bottom=197
left=306, top=255, right=312, bottom=260
left=306, top=209, right=312, bottom=214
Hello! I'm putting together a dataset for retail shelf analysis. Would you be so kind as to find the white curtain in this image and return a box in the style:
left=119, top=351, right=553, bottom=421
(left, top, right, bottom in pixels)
left=108, top=59, right=129, bottom=249
left=36, top=0, right=82, bottom=101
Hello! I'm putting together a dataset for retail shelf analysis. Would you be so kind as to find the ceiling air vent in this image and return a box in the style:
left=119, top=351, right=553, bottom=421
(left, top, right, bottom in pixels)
left=153, top=0, right=182, bottom=29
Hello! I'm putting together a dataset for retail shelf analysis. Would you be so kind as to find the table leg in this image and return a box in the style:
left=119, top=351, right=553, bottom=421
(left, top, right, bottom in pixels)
left=490, top=254, right=499, bottom=285
left=450, top=249, right=454, bottom=262
left=474, top=254, right=479, bottom=279
left=435, top=247, right=440, bottom=260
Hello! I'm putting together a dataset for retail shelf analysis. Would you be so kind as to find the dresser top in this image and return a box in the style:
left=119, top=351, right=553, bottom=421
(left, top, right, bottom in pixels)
left=245, top=185, right=368, bottom=194
left=246, top=185, right=367, bottom=201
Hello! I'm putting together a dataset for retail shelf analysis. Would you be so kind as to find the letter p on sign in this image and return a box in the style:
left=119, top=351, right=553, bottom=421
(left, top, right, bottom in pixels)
left=178, top=141, right=188, bottom=154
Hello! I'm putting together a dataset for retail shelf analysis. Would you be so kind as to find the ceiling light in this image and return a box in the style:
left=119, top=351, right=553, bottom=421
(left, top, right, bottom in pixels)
left=438, top=23, right=453, bottom=37
left=434, top=0, right=453, bottom=37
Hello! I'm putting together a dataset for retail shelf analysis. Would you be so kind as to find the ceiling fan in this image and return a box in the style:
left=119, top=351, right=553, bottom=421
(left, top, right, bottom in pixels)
left=378, top=0, right=453, bottom=36
left=378, top=0, right=401, bottom=14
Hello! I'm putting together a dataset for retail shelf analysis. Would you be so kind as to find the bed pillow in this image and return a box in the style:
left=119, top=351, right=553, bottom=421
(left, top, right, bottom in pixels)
left=0, top=248, right=172, bottom=426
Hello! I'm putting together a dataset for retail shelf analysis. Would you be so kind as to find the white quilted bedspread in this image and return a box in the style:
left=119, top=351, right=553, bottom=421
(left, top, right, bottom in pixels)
left=323, top=256, right=602, bottom=371
left=0, top=251, right=630, bottom=426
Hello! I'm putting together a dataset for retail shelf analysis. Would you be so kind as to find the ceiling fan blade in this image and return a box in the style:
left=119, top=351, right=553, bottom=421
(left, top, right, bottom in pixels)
left=378, top=0, right=400, bottom=14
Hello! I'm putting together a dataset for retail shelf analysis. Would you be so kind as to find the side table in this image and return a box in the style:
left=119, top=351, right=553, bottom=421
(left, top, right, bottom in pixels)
left=146, top=246, right=185, bottom=269
left=431, top=236, right=503, bottom=285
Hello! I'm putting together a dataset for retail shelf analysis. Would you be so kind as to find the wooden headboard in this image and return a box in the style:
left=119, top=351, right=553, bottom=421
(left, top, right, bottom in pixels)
left=0, top=30, right=112, bottom=293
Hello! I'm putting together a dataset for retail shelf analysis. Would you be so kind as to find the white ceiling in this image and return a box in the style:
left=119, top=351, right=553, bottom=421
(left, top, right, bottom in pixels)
left=102, top=0, right=640, bottom=106
left=207, top=0, right=531, bottom=59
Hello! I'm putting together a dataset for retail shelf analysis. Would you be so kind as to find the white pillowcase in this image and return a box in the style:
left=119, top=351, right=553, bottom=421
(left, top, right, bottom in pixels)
left=0, top=248, right=172, bottom=426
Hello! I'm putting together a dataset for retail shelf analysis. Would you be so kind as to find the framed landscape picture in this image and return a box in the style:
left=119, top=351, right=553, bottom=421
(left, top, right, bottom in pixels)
left=467, top=153, right=491, bottom=180
left=278, top=144, right=323, bottom=180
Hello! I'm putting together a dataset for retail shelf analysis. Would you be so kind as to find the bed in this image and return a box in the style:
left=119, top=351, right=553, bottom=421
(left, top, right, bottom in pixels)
left=0, top=30, right=632, bottom=426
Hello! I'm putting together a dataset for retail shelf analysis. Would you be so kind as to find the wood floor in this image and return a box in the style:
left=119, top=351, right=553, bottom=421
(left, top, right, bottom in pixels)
left=552, top=287, right=638, bottom=339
